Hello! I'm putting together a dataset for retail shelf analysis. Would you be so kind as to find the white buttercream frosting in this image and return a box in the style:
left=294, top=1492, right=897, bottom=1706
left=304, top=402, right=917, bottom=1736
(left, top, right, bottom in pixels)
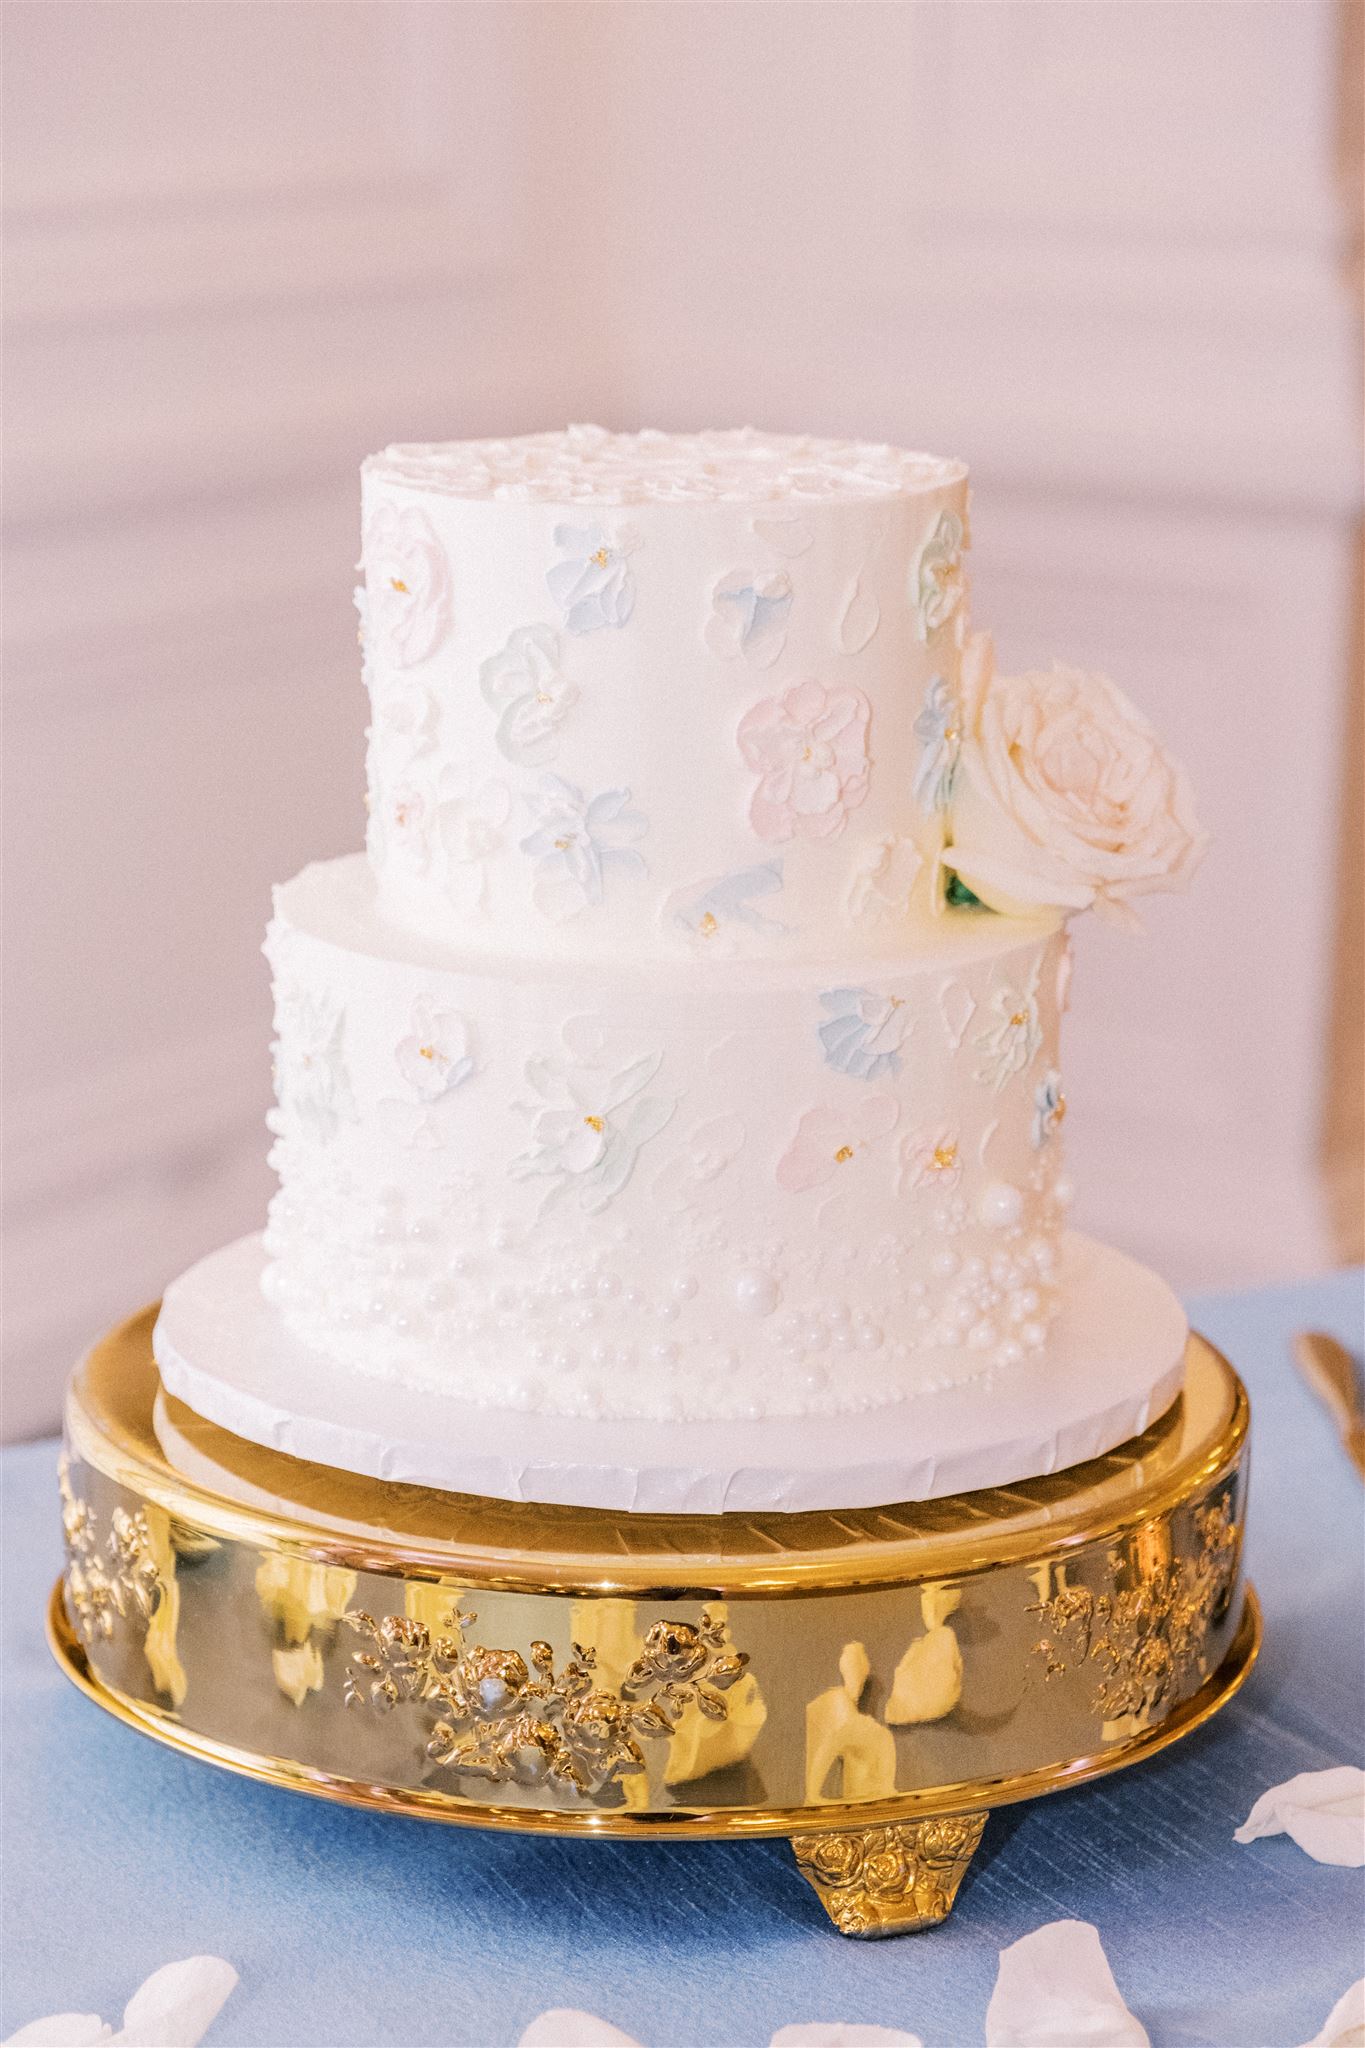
left=261, top=856, right=1067, bottom=1422
left=364, top=424, right=966, bottom=505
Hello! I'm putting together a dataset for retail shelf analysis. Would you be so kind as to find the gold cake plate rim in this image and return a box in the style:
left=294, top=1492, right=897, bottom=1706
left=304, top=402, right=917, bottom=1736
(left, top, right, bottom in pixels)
left=65, top=1307, right=1246, bottom=1597
left=46, top=1580, right=1261, bottom=1840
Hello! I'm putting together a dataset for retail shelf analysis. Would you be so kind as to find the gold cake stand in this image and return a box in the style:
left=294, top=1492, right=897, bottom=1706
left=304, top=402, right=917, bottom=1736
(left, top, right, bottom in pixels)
left=49, top=1307, right=1258, bottom=1938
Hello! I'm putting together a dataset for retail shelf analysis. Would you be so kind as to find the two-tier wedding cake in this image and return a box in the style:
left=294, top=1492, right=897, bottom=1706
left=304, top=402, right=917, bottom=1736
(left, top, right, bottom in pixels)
left=154, top=426, right=1205, bottom=1496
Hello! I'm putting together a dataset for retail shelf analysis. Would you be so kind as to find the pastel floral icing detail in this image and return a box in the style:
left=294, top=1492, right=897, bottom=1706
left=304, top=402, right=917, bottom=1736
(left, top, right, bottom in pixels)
left=546, top=523, right=639, bottom=634
left=395, top=995, right=476, bottom=1102
left=521, top=776, right=648, bottom=920
left=666, top=862, right=787, bottom=946
left=845, top=835, right=923, bottom=929
left=274, top=989, right=355, bottom=1145
left=512, top=1050, right=674, bottom=1216
left=437, top=768, right=512, bottom=915
left=936, top=978, right=976, bottom=1051
left=651, top=1114, right=747, bottom=1214
left=738, top=679, right=872, bottom=843
left=817, top=988, right=913, bottom=1081
left=838, top=574, right=880, bottom=655
left=751, top=515, right=814, bottom=558
left=776, top=1096, right=899, bottom=1194
left=362, top=500, right=452, bottom=668
left=945, top=632, right=1208, bottom=928
left=975, top=983, right=1042, bottom=1092
left=1032, top=1068, right=1066, bottom=1149
left=899, top=1126, right=963, bottom=1194
left=706, top=569, right=793, bottom=668
left=913, top=675, right=961, bottom=812
left=912, top=509, right=966, bottom=640
left=479, top=624, right=579, bottom=767
left=381, top=776, right=438, bottom=878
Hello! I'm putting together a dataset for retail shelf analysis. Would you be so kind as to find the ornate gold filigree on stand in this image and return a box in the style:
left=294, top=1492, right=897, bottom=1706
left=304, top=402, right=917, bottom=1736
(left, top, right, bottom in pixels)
left=791, top=1814, right=989, bottom=1937
left=49, top=1307, right=1259, bottom=1938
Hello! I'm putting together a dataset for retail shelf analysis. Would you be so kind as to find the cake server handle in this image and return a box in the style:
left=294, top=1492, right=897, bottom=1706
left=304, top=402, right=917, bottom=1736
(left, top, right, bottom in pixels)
left=1292, top=1330, right=1365, bottom=1480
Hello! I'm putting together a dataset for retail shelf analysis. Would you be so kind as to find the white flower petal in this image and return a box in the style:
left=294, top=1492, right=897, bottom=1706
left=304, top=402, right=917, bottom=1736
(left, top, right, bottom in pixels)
left=517, top=2010, right=642, bottom=2048
left=114, top=1957, right=238, bottom=2048
left=5, top=2017, right=111, bottom=2046
left=1300, top=1977, right=1365, bottom=2048
left=771, top=2029, right=922, bottom=2048
left=985, top=1920, right=1149, bottom=2048
left=1234, top=1767, right=1365, bottom=1866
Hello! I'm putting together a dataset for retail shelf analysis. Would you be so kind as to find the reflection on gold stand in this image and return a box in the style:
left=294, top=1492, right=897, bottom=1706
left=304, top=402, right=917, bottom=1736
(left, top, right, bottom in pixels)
left=48, top=1307, right=1259, bottom=1938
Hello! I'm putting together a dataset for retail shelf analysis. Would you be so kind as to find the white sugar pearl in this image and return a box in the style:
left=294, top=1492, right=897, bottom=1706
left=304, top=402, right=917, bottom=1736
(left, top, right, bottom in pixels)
left=967, top=1319, right=997, bottom=1350
left=977, top=1181, right=1023, bottom=1229
left=931, top=1248, right=960, bottom=1280
left=651, top=1341, right=679, bottom=1366
left=856, top=1323, right=883, bottom=1351
left=596, top=1272, right=621, bottom=1299
left=997, top=1338, right=1025, bottom=1368
left=1021, top=1320, right=1047, bottom=1349
left=1053, top=1177, right=1075, bottom=1210
left=736, top=1269, right=780, bottom=1317
left=673, top=1274, right=699, bottom=1301
left=657, top=1300, right=680, bottom=1323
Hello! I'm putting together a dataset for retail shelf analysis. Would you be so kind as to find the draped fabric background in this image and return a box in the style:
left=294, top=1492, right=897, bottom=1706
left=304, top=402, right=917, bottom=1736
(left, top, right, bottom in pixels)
left=3, top=0, right=1361, bottom=1438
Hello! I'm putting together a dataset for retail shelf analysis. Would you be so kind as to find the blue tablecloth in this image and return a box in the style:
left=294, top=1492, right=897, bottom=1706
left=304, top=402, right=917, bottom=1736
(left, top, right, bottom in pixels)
left=3, top=1270, right=1362, bottom=2048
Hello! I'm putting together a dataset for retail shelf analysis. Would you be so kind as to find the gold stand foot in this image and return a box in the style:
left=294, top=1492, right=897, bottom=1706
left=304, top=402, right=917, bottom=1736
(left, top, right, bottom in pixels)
left=790, top=1812, right=989, bottom=1938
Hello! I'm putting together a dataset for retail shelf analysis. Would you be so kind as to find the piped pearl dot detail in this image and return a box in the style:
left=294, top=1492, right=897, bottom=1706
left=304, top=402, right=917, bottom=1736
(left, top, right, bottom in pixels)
left=735, top=1269, right=780, bottom=1317
left=977, top=1180, right=1023, bottom=1229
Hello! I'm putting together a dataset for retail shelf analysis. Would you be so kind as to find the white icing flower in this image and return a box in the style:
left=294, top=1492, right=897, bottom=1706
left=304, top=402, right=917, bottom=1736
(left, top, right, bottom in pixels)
left=818, top=988, right=913, bottom=1081
left=437, top=767, right=512, bottom=914
left=912, top=509, right=965, bottom=640
left=381, top=775, right=438, bottom=878
left=362, top=500, right=452, bottom=668
left=651, top=1114, right=747, bottom=1214
left=975, top=983, right=1042, bottom=1092
left=546, top=522, right=639, bottom=634
left=666, top=862, right=786, bottom=949
left=5, top=1956, right=239, bottom=2048
left=479, top=623, right=579, bottom=766
left=912, top=674, right=961, bottom=813
left=705, top=569, right=793, bottom=668
left=946, top=633, right=1208, bottom=928
left=1031, top=1068, right=1066, bottom=1149
left=273, top=989, right=355, bottom=1144
left=512, top=1050, right=674, bottom=1215
left=844, top=836, right=924, bottom=930
left=395, top=997, right=475, bottom=1101
left=521, top=776, right=648, bottom=921
left=898, top=1126, right=963, bottom=1193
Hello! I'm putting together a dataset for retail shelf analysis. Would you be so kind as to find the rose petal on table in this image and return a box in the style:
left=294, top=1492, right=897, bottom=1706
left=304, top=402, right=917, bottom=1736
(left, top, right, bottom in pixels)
left=4, top=1959, right=237, bottom=2048
left=770, top=2027, right=923, bottom=2046
left=4, top=2017, right=111, bottom=2046
left=1299, top=1977, right=1365, bottom=2048
left=518, top=2014, right=643, bottom=2048
left=985, top=1919, right=1150, bottom=2048
left=1234, top=1767, right=1365, bottom=1867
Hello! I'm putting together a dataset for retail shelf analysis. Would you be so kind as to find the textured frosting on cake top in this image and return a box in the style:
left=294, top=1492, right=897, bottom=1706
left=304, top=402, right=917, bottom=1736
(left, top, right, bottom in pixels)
left=364, top=425, right=967, bottom=506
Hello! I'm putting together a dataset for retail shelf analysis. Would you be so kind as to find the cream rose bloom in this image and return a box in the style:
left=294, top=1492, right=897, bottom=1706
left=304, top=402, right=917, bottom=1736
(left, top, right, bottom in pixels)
left=945, top=633, right=1208, bottom=927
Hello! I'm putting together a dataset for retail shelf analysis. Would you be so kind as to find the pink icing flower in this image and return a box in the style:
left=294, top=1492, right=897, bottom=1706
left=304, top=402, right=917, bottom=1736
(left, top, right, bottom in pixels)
left=776, top=1095, right=899, bottom=1194
left=737, top=679, right=872, bottom=843
left=363, top=500, right=452, bottom=669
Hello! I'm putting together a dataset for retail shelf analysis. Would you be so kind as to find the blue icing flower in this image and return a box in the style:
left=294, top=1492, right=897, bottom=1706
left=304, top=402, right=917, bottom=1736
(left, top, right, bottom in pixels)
left=671, top=861, right=787, bottom=942
left=521, top=775, right=648, bottom=921
left=817, top=987, right=914, bottom=1081
left=546, top=523, right=639, bottom=634
left=706, top=570, right=793, bottom=668
left=913, top=675, right=961, bottom=812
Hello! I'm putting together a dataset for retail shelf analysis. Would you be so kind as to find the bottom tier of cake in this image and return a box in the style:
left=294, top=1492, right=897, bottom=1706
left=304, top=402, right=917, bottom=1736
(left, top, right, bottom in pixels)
left=261, top=856, right=1070, bottom=1421
left=153, top=1230, right=1188, bottom=1511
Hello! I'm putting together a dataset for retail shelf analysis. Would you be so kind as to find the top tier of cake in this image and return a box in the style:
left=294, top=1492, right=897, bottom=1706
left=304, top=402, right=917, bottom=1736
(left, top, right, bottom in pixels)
left=359, top=427, right=970, bottom=963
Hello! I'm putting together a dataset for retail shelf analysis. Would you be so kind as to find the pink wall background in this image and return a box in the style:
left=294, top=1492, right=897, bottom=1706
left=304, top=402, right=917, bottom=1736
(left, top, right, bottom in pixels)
left=3, top=1, right=1360, bottom=1436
